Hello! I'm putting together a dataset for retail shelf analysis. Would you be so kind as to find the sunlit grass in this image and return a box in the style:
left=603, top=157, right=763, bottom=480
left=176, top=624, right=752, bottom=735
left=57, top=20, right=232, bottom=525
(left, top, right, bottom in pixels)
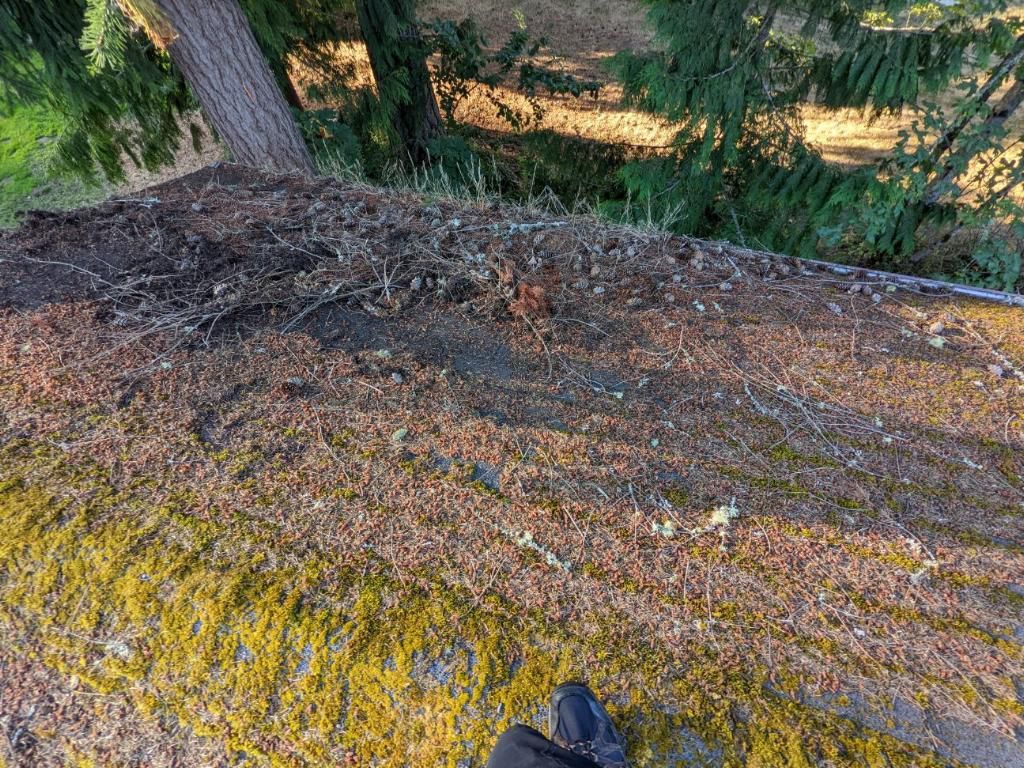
left=412, top=0, right=1024, bottom=182
left=0, top=103, right=113, bottom=227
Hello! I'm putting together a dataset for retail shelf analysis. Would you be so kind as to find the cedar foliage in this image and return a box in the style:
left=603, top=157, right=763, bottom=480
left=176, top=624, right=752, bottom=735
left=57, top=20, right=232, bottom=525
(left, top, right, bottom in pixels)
left=609, top=0, right=1024, bottom=289
left=0, top=0, right=347, bottom=182
left=354, top=0, right=444, bottom=162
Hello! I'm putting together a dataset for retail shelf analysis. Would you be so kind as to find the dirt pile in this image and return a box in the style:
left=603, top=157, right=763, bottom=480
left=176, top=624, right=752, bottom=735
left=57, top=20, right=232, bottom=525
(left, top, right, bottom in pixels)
left=0, top=165, right=1021, bottom=767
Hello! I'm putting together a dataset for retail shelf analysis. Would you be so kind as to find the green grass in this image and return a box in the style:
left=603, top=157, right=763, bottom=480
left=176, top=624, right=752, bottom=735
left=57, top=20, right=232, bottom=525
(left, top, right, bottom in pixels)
left=0, top=103, right=108, bottom=227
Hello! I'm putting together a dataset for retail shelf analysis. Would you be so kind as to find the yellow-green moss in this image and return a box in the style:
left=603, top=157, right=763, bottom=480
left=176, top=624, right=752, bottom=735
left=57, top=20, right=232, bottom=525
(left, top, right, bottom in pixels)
left=662, top=487, right=690, bottom=508
left=0, top=441, right=973, bottom=768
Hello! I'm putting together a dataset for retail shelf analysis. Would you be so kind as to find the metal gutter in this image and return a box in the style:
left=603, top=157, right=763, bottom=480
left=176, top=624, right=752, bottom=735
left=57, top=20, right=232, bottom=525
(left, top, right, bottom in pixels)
left=711, top=239, right=1024, bottom=308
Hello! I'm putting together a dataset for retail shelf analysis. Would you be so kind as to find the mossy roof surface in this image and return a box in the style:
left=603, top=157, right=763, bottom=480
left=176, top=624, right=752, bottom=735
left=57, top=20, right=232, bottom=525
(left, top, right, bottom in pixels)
left=0, top=165, right=1021, bottom=767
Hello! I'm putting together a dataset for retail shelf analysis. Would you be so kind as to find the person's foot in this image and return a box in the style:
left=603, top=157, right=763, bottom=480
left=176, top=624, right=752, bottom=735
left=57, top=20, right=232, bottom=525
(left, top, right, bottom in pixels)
left=549, top=682, right=627, bottom=768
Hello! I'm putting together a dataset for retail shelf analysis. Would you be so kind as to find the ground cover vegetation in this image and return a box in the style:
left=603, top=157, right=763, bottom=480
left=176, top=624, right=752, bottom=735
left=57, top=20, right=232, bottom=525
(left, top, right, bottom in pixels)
left=0, top=165, right=1022, bottom=766
left=2, top=0, right=1023, bottom=291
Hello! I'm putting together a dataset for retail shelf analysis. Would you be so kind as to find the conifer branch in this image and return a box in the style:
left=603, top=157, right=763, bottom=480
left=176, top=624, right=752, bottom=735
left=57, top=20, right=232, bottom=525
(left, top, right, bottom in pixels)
left=925, top=31, right=1024, bottom=168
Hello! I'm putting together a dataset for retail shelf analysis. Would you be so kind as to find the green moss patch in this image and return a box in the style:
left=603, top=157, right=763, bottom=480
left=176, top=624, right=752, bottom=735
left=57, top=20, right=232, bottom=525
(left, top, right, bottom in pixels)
left=0, top=443, right=962, bottom=768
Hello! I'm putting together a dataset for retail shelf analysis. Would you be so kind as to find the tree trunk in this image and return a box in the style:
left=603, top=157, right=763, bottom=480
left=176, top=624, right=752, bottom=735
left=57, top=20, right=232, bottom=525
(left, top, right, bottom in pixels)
left=281, top=73, right=305, bottom=111
left=149, top=0, right=315, bottom=175
left=354, top=0, right=444, bottom=161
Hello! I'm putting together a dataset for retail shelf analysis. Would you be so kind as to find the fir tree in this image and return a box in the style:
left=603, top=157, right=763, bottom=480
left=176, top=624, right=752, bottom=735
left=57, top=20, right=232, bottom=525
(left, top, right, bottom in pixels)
left=144, top=0, right=316, bottom=175
left=0, top=0, right=346, bottom=180
left=354, top=0, right=444, bottom=162
left=609, top=0, right=1024, bottom=288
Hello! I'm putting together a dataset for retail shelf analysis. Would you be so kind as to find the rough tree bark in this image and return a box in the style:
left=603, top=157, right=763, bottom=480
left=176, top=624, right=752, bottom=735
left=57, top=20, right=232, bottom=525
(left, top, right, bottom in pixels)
left=147, top=0, right=315, bottom=174
left=355, top=0, right=443, bottom=161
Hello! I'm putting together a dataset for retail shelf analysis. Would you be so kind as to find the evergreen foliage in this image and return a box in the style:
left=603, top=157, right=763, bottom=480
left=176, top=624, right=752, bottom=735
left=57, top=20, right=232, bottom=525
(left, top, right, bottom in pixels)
left=426, top=14, right=600, bottom=131
left=610, top=0, right=1024, bottom=289
left=1, top=0, right=190, bottom=180
left=0, top=0, right=347, bottom=182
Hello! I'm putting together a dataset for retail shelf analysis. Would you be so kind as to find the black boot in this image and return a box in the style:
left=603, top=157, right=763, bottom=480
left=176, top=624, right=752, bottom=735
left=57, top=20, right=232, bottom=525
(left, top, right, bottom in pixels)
left=549, top=682, right=628, bottom=768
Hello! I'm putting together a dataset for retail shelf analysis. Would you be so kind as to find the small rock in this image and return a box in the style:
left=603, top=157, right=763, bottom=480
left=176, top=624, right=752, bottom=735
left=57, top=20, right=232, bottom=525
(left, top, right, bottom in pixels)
left=391, top=428, right=408, bottom=442
left=590, top=265, right=601, bottom=277
left=627, top=297, right=643, bottom=307
left=191, top=202, right=205, bottom=213
left=286, top=376, right=306, bottom=387
left=664, top=293, right=676, bottom=303
left=861, top=284, right=873, bottom=296
left=430, top=218, right=442, bottom=228
left=928, top=320, right=945, bottom=335
left=987, top=364, right=1004, bottom=378
left=711, top=244, right=723, bottom=255
left=572, top=279, right=589, bottom=290
left=449, top=218, right=461, bottom=228
left=593, top=286, right=605, bottom=295
left=410, top=276, right=423, bottom=291
left=871, top=293, right=882, bottom=304
left=626, top=246, right=637, bottom=257
left=718, top=281, right=733, bottom=292
left=391, top=372, right=404, bottom=385
left=776, top=263, right=791, bottom=276
left=672, top=273, right=682, bottom=283
left=374, top=349, right=393, bottom=359
left=848, top=283, right=862, bottom=294
left=827, top=302, right=843, bottom=316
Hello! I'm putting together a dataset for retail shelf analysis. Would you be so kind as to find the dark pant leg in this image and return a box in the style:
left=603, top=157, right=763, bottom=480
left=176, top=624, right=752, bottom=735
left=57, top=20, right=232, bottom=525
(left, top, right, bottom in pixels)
left=485, top=724, right=602, bottom=768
